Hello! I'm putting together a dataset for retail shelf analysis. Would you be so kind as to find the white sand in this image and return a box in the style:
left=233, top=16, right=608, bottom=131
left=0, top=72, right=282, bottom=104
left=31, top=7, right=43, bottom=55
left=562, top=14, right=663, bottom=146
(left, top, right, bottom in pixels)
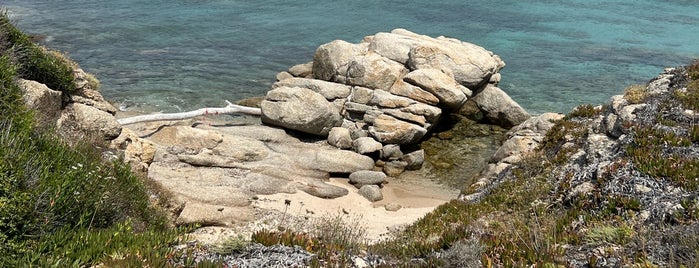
left=251, top=176, right=459, bottom=242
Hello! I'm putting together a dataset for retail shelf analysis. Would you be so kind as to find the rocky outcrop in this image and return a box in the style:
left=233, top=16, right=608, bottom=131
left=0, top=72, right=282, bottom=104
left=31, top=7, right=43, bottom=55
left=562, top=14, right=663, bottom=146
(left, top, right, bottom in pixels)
left=262, top=29, right=529, bottom=157
left=19, top=67, right=122, bottom=142
left=132, top=124, right=378, bottom=226
left=467, top=84, right=530, bottom=128
left=456, top=65, right=699, bottom=266
left=460, top=112, right=563, bottom=201
left=256, top=29, right=532, bottom=205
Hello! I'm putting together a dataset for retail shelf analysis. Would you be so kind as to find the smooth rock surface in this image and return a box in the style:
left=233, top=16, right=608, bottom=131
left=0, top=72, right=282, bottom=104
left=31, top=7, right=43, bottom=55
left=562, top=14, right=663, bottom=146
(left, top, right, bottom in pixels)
left=404, top=68, right=468, bottom=109
left=327, top=127, right=353, bottom=149
left=57, top=103, right=122, bottom=140
left=18, top=79, right=62, bottom=127
left=352, top=137, right=383, bottom=154
left=358, top=185, right=383, bottom=202
left=349, top=170, right=388, bottom=188
left=471, top=85, right=530, bottom=128
left=261, top=86, right=343, bottom=136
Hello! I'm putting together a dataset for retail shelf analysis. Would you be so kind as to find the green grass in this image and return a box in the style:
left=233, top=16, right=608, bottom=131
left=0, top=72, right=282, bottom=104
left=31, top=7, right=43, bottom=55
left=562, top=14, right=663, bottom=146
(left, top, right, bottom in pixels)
left=0, top=11, right=77, bottom=94
left=0, top=12, right=186, bottom=267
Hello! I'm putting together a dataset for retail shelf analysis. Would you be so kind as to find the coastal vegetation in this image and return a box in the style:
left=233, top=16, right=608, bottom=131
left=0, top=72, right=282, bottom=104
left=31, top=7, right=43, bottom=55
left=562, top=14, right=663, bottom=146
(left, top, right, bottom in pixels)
left=0, top=12, right=189, bottom=267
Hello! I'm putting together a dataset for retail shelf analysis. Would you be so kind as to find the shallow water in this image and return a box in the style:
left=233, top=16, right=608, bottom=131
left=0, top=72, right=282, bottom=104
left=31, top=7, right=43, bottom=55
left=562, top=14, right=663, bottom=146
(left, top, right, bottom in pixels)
left=4, top=1, right=699, bottom=113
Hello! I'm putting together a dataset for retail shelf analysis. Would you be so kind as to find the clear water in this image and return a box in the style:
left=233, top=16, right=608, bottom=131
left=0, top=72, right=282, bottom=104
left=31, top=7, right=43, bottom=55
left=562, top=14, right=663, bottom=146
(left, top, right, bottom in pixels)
left=4, top=1, right=699, bottom=114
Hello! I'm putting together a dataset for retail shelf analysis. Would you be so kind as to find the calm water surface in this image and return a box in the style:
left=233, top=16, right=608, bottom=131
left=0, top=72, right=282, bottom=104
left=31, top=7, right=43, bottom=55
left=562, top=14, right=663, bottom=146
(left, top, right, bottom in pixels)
left=4, top=1, right=699, bottom=113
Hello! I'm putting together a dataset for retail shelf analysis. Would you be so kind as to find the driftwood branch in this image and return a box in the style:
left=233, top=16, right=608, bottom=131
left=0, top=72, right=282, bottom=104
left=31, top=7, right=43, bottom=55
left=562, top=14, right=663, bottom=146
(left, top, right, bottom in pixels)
left=117, top=100, right=261, bottom=125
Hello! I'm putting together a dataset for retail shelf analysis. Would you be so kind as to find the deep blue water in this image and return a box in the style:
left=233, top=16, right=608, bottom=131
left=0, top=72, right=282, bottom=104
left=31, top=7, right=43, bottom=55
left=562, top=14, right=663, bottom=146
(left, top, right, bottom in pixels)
left=4, top=1, right=698, bottom=114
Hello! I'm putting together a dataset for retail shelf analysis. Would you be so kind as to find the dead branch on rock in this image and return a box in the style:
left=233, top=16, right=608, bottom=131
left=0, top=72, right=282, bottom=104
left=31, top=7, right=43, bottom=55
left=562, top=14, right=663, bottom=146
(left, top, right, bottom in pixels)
left=117, top=100, right=261, bottom=125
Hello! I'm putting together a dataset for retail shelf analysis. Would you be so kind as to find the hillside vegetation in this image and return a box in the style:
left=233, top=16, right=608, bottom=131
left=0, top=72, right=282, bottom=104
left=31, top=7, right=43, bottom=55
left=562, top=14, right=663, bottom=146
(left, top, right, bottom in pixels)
left=0, top=12, right=191, bottom=267
left=368, top=61, right=699, bottom=267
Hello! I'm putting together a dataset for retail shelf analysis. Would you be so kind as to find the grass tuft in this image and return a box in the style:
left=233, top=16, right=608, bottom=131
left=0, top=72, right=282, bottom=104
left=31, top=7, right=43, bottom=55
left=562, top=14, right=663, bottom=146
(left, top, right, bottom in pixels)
left=624, top=84, right=648, bottom=104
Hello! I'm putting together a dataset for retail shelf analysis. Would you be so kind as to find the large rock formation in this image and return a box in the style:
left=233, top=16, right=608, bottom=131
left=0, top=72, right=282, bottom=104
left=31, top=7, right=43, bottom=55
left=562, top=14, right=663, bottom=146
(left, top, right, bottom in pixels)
left=261, top=29, right=529, bottom=174
left=19, top=68, right=122, bottom=142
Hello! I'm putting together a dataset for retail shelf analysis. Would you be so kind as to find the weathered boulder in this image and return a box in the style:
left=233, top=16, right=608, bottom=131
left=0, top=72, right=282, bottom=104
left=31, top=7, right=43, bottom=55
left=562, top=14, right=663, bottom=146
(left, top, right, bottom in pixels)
left=402, top=149, right=425, bottom=170
left=352, top=137, right=383, bottom=154
left=272, top=77, right=351, bottom=100
left=261, top=86, right=343, bottom=136
left=369, top=31, right=424, bottom=64
left=471, top=85, right=530, bottom=128
left=367, top=114, right=427, bottom=144
left=327, top=127, right=352, bottom=149
left=288, top=62, right=313, bottom=77
left=71, top=68, right=118, bottom=115
left=399, top=29, right=505, bottom=88
left=383, top=160, right=408, bottom=177
left=368, top=89, right=416, bottom=108
left=370, top=29, right=505, bottom=90
left=380, top=144, right=403, bottom=160
left=57, top=103, right=122, bottom=140
left=276, top=71, right=293, bottom=81
left=312, top=40, right=368, bottom=81
left=339, top=52, right=407, bottom=90
left=18, top=79, right=62, bottom=127
left=350, top=86, right=374, bottom=104
left=358, top=185, right=383, bottom=202
left=389, top=80, right=439, bottom=105
left=349, top=170, right=387, bottom=188
left=305, top=148, right=376, bottom=173
left=404, top=68, right=468, bottom=109
left=265, top=142, right=375, bottom=174
left=299, top=180, right=349, bottom=199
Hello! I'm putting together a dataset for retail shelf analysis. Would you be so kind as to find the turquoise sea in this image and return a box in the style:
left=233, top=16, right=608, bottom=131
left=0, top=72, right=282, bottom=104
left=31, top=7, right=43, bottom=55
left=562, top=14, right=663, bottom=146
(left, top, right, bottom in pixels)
left=4, top=1, right=699, bottom=114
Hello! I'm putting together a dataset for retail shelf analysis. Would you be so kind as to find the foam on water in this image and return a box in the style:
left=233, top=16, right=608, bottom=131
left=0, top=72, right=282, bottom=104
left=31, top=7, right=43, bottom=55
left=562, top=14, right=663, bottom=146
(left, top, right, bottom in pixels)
left=4, top=1, right=698, bottom=113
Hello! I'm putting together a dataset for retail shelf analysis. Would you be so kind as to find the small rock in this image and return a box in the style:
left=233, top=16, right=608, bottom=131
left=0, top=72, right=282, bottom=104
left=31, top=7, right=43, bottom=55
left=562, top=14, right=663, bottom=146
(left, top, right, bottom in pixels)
left=385, top=203, right=402, bottom=212
left=327, top=127, right=352, bottom=149
left=383, top=160, right=408, bottom=177
left=276, top=71, right=293, bottom=81
left=288, top=61, right=313, bottom=77
left=358, top=185, right=383, bottom=202
left=300, top=181, right=349, bottom=199
left=634, top=184, right=652, bottom=194
left=353, top=137, right=383, bottom=154
left=380, top=144, right=403, bottom=160
left=354, top=257, right=369, bottom=268
left=402, top=149, right=425, bottom=170
left=349, top=170, right=387, bottom=188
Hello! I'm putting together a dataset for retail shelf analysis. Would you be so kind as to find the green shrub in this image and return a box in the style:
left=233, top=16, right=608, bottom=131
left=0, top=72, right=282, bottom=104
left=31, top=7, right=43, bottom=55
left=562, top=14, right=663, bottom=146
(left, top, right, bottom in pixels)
left=565, top=104, right=599, bottom=119
left=584, top=225, right=633, bottom=246
left=0, top=11, right=77, bottom=94
left=624, top=84, right=648, bottom=104
left=626, top=126, right=699, bottom=190
left=252, top=213, right=367, bottom=267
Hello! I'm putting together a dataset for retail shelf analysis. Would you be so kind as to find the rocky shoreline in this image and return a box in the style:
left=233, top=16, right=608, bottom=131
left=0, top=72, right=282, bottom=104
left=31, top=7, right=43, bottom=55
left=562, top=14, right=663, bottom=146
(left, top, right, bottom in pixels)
left=19, top=29, right=540, bottom=265
left=20, top=27, right=697, bottom=266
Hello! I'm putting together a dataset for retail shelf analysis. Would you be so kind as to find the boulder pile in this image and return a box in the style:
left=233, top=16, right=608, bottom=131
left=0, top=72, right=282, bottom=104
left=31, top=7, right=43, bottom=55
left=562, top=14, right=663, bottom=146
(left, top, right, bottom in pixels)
left=261, top=29, right=529, bottom=178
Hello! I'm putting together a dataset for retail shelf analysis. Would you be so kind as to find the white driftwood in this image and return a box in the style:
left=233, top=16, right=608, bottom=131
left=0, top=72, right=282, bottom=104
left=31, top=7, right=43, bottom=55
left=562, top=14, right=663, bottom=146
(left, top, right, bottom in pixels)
left=117, top=100, right=261, bottom=125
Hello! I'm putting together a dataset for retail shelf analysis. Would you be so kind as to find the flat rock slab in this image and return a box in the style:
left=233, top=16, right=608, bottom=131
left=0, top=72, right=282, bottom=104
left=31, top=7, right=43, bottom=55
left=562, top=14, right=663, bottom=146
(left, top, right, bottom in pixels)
left=141, top=122, right=377, bottom=227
